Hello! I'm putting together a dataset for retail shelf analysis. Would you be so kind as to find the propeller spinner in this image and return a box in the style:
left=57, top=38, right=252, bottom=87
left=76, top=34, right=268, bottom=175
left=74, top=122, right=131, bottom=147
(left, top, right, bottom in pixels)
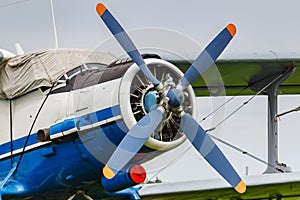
left=96, top=3, right=246, bottom=193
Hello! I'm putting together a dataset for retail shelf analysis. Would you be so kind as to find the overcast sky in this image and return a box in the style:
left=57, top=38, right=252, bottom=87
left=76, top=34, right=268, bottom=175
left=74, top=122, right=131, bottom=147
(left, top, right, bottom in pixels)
left=1, top=0, right=300, bottom=183
left=2, top=0, right=300, bottom=57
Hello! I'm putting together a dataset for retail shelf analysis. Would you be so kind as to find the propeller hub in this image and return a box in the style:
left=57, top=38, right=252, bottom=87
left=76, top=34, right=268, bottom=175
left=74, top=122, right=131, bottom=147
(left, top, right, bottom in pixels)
left=167, top=88, right=185, bottom=108
left=144, top=90, right=158, bottom=112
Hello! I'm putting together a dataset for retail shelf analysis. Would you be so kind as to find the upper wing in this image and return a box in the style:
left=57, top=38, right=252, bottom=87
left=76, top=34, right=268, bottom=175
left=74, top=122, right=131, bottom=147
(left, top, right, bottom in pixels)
left=139, top=172, right=300, bottom=200
left=172, top=58, right=300, bottom=96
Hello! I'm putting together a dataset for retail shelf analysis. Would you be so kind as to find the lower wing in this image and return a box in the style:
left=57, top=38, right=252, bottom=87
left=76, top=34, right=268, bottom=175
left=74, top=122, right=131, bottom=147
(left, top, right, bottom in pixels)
left=139, top=172, right=300, bottom=199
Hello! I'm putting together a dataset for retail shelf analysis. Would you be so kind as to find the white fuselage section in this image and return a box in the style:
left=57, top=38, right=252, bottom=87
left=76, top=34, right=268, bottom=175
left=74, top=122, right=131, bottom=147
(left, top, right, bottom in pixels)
left=0, top=78, right=121, bottom=157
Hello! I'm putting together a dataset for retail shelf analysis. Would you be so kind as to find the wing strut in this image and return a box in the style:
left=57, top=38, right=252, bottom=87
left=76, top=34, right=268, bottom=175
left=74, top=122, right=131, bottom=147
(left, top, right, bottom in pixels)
left=263, top=66, right=295, bottom=173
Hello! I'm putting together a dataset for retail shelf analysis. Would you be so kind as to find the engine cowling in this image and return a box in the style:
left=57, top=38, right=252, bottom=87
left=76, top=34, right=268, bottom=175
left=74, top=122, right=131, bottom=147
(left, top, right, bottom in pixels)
left=119, top=58, right=197, bottom=151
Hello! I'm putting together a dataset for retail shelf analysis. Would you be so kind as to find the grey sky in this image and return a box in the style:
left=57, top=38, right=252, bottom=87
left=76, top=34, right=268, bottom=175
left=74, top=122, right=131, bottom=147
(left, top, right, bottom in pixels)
left=1, top=0, right=300, bottom=183
left=2, top=0, right=300, bottom=56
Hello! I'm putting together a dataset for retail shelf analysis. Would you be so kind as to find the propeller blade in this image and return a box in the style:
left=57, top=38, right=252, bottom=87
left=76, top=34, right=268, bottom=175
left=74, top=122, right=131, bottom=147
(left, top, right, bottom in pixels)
left=103, top=108, right=163, bottom=179
left=96, top=3, right=161, bottom=87
left=180, top=113, right=246, bottom=193
left=179, top=24, right=236, bottom=89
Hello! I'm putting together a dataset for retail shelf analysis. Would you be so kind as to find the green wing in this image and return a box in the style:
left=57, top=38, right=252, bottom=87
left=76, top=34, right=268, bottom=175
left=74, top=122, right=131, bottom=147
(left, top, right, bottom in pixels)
left=172, top=58, right=300, bottom=96
left=140, top=172, right=300, bottom=200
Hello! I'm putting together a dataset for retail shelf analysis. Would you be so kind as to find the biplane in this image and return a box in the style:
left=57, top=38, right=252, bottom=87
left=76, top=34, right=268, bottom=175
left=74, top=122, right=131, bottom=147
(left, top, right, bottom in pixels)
left=0, top=2, right=300, bottom=200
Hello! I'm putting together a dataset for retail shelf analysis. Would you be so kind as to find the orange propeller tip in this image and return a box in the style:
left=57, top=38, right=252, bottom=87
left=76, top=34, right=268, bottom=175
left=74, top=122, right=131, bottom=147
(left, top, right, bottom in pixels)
left=96, top=3, right=106, bottom=16
left=226, top=24, right=236, bottom=37
left=235, top=180, right=246, bottom=194
left=103, top=165, right=115, bottom=179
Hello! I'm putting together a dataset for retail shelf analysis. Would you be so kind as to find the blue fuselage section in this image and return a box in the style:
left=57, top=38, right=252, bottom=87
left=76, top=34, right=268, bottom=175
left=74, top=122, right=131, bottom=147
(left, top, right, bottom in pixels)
left=0, top=108, right=129, bottom=199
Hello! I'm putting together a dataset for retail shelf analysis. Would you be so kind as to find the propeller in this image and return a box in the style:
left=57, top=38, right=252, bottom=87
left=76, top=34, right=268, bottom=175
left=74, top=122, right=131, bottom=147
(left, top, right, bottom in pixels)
left=180, top=113, right=246, bottom=193
left=96, top=3, right=246, bottom=193
left=178, top=24, right=236, bottom=89
left=96, top=3, right=161, bottom=88
left=103, top=108, right=164, bottom=179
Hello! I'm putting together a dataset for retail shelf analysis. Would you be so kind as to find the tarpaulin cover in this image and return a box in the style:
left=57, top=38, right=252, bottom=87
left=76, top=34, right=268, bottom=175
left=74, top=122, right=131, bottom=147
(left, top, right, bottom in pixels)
left=0, top=48, right=116, bottom=100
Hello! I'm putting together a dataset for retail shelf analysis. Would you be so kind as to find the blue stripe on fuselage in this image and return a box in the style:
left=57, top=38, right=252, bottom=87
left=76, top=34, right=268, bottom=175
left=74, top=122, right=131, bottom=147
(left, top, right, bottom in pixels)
left=0, top=105, right=121, bottom=156
left=50, top=105, right=120, bottom=135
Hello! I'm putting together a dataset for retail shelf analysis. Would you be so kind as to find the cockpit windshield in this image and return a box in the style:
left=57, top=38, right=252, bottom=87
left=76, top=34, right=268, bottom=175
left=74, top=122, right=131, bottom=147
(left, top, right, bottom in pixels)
left=59, top=63, right=107, bottom=81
